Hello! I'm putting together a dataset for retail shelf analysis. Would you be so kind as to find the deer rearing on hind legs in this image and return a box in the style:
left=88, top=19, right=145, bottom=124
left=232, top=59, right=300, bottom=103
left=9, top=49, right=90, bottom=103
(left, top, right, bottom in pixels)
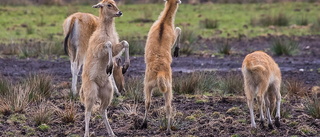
left=63, top=11, right=130, bottom=96
left=141, top=0, right=182, bottom=134
left=242, top=51, right=282, bottom=129
left=79, top=0, right=129, bottom=136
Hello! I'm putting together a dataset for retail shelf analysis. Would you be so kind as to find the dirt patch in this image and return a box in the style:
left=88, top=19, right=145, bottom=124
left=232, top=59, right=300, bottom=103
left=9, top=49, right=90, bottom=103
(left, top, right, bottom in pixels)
left=0, top=35, right=319, bottom=136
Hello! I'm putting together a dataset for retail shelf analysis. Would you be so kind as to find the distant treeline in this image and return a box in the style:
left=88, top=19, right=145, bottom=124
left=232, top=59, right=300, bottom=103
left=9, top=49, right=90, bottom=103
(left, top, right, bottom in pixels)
left=0, top=0, right=319, bottom=5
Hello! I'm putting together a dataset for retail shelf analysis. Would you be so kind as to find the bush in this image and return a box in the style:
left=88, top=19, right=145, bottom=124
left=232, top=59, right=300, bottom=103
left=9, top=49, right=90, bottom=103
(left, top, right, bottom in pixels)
left=270, top=37, right=299, bottom=56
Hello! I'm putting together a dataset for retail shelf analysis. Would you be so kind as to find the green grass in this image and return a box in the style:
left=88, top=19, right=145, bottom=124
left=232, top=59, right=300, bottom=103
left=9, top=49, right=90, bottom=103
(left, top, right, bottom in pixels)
left=0, top=2, right=319, bottom=47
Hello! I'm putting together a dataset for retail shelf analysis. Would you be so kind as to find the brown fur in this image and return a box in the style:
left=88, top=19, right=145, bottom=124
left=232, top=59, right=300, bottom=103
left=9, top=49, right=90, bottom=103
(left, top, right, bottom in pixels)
left=63, top=11, right=129, bottom=95
left=242, top=51, right=282, bottom=129
left=79, top=0, right=129, bottom=136
left=142, top=0, right=181, bottom=133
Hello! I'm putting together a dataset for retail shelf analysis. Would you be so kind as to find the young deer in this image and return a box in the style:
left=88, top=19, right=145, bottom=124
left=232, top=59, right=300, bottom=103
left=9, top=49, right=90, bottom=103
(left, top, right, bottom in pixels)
left=79, top=0, right=129, bottom=136
left=142, top=0, right=182, bottom=133
left=242, top=51, right=281, bottom=129
left=63, top=12, right=129, bottom=96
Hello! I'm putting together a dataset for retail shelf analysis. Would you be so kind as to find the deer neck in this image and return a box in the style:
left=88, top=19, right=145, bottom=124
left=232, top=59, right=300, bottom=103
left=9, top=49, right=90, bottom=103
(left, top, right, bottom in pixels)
left=159, top=2, right=178, bottom=25
left=98, top=15, right=116, bottom=35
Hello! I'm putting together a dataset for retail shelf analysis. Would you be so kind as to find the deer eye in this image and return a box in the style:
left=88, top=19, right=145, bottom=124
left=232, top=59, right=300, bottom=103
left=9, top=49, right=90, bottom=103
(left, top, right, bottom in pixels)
left=107, top=4, right=112, bottom=7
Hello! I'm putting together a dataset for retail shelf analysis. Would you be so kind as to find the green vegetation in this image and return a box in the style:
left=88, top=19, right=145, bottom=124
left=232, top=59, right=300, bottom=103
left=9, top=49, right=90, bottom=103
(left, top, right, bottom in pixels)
left=305, top=95, right=320, bottom=119
left=270, top=36, right=299, bottom=56
left=0, top=2, right=319, bottom=49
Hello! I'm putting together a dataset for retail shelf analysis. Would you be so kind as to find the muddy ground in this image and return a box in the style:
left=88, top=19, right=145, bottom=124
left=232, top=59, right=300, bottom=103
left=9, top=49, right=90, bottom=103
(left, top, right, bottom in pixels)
left=0, top=35, right=319, bottom=136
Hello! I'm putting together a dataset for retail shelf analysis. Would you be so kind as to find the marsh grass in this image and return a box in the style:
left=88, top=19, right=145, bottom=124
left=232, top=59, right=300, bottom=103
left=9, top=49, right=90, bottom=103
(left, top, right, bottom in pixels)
left=251, top=13, right=290, bottom=27
left=283, top=78, right=307, bottom=98
left=270, top=36, right=299, bottom=56
left=173, top=72, right=217, bottom=95
left=124, top=76, right=144, bottom=103
left=217, top=72, right=244, bottom=95
left=199, top=18, right=219, bottom=29
left=217, top=39, right=232, bottom=55
left=305, top=95, right=320, bottom=119
left=23, top=74, right=53, bottom=102
left=311, top=16, right=320, bottom=33
left=55, top=100, right=78, bottom=123
left=296, top=15, right=309, bottom=26
left=32, top=101, right=54, bottom=126
left=121, top=35, right=145, bottom=56
left=0, top=74, right=53, bottom=114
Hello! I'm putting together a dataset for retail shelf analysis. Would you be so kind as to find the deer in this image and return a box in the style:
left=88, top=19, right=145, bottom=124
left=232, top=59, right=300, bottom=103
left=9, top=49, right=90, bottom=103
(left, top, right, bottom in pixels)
left=79, top=0, right=129, bottom=136
left=141, top=0, right=182, bottom=134
left=63, top=11, right=129, bottom=96
left=242, top=51, right=282, bottom=129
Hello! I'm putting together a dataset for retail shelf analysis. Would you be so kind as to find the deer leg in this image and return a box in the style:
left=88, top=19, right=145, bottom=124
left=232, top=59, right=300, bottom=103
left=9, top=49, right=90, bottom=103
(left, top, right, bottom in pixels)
left=173, top=27, right=181, bottom=57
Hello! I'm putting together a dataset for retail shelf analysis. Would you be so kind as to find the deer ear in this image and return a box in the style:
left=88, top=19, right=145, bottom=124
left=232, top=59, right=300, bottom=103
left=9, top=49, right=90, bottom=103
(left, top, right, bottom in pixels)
left=92, top=3, right=103, bottom=8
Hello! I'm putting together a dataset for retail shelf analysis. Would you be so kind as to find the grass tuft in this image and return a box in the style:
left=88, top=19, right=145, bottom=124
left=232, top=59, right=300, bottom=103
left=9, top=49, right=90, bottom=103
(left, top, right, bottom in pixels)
left=124, top=76, right=144, bottom=103
left=24, top=74, right=53, bottom=102
left=251, top=13, right=290, bottom=27
left=32, top=101, right=54, bottom=126
left=270, top=36, right=299, bottom=56
left=218, top=72, right=244, bottom=95
left=217, top=39, right=232, bottom=55
left=199, top=18, right=219, bottom=29
left=305, top=95, right=320, bottom=119
left=56, top=100, right=77, bottom=123
left=296, top=15, right=309, bottom=26
left=173, top=72, right=217, bottom=95
left=283, top=78, right=307, bottom=98
left=122, top=35, right=145, bottom=56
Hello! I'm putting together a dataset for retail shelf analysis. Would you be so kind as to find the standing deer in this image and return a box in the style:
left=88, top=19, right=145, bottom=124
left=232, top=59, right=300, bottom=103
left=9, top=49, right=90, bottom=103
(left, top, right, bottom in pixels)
left=242, top=51, right=281, bottom=129
left=79, top=0, right=129, bottom=136
left=63, top=11, right=129, bottom=96
left=141, top=0, right=181, bottom=133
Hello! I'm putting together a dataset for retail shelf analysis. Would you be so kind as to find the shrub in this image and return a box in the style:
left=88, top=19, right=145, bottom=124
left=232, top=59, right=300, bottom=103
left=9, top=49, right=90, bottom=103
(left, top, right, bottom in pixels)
left=270, top=37, right=299, bottom=56
left=200, top=18, right=219, bottom=29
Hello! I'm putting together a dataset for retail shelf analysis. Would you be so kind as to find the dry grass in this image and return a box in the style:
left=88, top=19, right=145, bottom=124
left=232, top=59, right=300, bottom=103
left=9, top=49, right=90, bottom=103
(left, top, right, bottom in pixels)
left=283, top=78, right=308, bottom=98
left=31, top=101, right=54, bottom=126
left=0, top=74, right=53, bottom=114
left=173, top=72, right=217, bottom=95
left=124, top=76, right=144, bottom=103
left=218, top=72, right=244, bottom=95
left=305, top=94, right=320, bottom=119
left=55, top=100, right=78, bottom=123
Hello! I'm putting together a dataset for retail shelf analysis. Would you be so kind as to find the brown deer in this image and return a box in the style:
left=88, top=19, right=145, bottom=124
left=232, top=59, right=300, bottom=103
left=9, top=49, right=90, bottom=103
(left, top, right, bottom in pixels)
left=242, top=51, right=281, bottom=129
left=79, top=0, right=129, bottom=136
left=141, top=0, right=181, bottom=133
left=63, top=11, right=129, bottom=96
